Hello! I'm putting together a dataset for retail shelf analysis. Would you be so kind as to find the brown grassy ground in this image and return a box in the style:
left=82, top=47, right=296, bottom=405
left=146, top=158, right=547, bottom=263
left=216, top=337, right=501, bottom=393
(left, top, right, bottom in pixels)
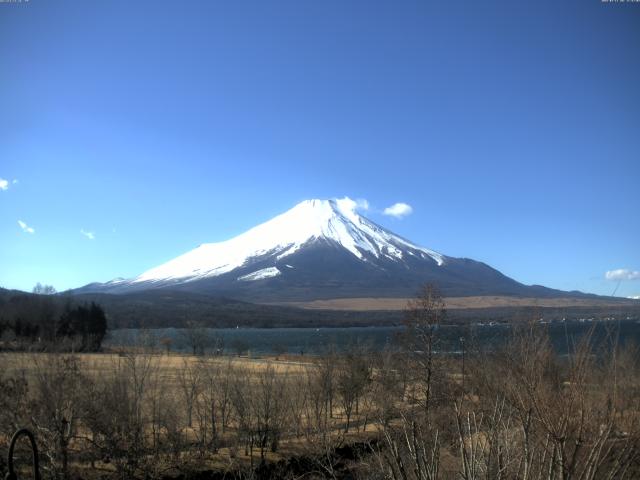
left=272, top=295, right=637, bottom=311
left=0, top=351, right=314, bottom=378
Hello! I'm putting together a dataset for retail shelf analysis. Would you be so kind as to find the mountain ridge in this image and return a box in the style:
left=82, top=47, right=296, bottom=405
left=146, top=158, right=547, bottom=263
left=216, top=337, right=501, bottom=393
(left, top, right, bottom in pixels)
left=73, top=197, right=607, bottom=302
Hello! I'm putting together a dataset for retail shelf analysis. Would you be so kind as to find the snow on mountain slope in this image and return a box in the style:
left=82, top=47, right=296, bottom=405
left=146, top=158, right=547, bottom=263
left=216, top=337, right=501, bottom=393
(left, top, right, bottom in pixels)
left=129, top=197, right=444, bottom=285
left=238, top=267, right=281, bottom=282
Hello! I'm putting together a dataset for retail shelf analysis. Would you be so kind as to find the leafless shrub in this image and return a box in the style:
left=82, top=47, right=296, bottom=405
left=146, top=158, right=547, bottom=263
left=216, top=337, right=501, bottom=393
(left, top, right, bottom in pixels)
left=29, top=355, right=84, bottom=480
left=457, top=322, right=640, bottom=480
left=81, top=352, right=159, bottom=478
left=177, top=357, right=201, bottom=429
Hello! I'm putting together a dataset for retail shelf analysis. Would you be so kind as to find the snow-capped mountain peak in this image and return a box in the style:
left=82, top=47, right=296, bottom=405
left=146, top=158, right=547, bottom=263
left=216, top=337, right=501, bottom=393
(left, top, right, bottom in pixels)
left=74, top=198, right=601, bottom=303
left=130, top=197, right=444, bottom=285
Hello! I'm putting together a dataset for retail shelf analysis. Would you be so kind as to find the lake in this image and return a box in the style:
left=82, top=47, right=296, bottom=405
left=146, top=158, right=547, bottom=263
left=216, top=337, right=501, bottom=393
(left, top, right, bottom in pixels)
left=105, top=318, right=640, bottom=356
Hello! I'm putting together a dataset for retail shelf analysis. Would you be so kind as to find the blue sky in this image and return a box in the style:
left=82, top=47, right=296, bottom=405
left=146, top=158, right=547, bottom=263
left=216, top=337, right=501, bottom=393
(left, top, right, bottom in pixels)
left=1, top=0, right=639, bottom=297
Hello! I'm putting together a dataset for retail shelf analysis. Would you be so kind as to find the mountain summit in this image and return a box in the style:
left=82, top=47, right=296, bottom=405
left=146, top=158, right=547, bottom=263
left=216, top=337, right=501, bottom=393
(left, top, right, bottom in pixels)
left=134, top=197, right=444, bottom=284
left=76, top=198, right=589, bottom=301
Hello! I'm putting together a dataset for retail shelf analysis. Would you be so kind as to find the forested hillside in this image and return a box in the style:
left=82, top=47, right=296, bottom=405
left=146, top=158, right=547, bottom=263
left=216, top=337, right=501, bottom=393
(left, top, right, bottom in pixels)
left=0, top=287, right=107, bottom=351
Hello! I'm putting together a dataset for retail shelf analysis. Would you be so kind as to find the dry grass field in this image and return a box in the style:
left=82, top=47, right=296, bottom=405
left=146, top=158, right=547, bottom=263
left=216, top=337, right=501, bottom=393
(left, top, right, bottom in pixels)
left=1, top=351, right=313, bottom=378
left=1, top=314, right=639, bottom=479
left=274, top=295, right=638, bottom=311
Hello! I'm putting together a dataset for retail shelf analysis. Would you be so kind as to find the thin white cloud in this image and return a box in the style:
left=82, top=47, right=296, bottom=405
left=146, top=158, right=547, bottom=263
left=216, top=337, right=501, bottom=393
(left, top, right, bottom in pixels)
left=605, top=269, right=640, bottom=281
left=335, top=197, right=370, bottom=214
left=628, top=295, right=640, bottom=300
left=81, top=229, right=95, bottom=240
left=355, top=198, right=369, bottom=211
left=17, top=220, right=35, bottom=234
left=0, top=178, right=18, bottom=190
left=383, top=202, right=413, bottom=219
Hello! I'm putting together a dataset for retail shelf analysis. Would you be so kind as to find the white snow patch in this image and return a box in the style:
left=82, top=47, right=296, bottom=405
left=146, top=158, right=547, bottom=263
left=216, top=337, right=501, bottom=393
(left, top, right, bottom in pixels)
left=237, top=267, right=281, bottom=282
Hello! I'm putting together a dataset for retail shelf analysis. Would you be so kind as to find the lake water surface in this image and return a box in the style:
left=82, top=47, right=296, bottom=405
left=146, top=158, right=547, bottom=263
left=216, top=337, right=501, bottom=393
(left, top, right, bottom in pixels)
left=106, top=319, right=640, bottom=356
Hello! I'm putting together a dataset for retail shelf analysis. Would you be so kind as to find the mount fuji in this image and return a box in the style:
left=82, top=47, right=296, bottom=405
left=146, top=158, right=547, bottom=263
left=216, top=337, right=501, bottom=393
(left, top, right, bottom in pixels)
left=75, top=198, right=592, bottom=302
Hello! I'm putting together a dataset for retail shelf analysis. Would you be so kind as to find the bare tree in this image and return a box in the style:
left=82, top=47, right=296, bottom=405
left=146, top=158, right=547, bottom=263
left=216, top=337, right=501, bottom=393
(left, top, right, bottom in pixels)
left=179, top=321, right=212, bottom=355
left=336, top=350, right=371, bottom=433
left=461, top=322, right=640, bottom=480
left=371, top=347, right=404, bottom=427
left=402, top=284, right=446, bottom=416
left=81, top=352, right=159, bottom=478
left=252, top=364, right=288, bottom=458
left=32, top=282, right=57, bottom=295
left=315, top=347, right=337, bottom=422
left=177, top=357, right=201, bottom=428
left=159, top=336, right=173, bottom=354
left=0, top=371, right=29, bottom=457
left=374, top=411, right=441, bottom=480
left=303, top=362, right=331, bottom=442
left=194, top=356, right=233, bottom=452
